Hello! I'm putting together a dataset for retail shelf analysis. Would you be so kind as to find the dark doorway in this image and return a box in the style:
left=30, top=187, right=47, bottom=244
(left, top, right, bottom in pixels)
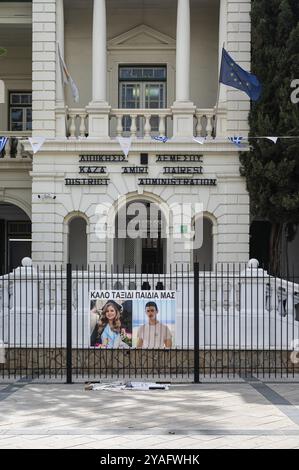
left=142, top=235, right=164, bottom=274
left=250, top=220, right=271, bottom=271
left=0, top=204, right=31, bottom=275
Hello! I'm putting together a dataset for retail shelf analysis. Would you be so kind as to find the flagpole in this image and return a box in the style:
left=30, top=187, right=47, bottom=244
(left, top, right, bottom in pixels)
left=214, top=42, right=225, bottom=139
left=214, top=82, right=221, bottom=139
left=57, top=42, right=68, bottom=137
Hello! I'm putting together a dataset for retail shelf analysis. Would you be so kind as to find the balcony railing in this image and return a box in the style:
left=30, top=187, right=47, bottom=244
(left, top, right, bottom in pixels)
left=65, top=107, right=220, bottom=140
left=110, top=108, right=172, bottom=139
left=0, top=132, right=32, bottom=161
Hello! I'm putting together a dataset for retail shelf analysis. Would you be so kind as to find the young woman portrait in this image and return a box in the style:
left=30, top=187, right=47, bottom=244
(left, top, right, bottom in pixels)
left=95, top=300, right=122, bottom=348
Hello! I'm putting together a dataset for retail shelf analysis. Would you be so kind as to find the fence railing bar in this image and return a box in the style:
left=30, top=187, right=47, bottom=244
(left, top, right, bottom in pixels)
left=66, top=263, right=72, bottom=384
left=194, top=262, right=200, bottom=384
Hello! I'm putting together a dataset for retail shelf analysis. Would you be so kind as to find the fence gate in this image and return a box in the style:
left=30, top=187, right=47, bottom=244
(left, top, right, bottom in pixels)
left=1, top=262, right=299, bottom=383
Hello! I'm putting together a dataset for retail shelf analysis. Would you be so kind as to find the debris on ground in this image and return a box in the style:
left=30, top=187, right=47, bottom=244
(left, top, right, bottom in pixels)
left=84, top=381, right=170, bottom=391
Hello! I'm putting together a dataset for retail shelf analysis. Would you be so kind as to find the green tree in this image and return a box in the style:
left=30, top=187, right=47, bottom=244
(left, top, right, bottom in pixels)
left=240, top=0, right=299, bottom=275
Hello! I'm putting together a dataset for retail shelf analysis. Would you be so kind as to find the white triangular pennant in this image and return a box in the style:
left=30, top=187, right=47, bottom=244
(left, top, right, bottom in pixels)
left=117, top=137, right=132, bottom=158
left=28, top=137, right=46, bottom=154
left=193, top=137, right=206, bottom=145
left=265, top=136, right=279, bottom=144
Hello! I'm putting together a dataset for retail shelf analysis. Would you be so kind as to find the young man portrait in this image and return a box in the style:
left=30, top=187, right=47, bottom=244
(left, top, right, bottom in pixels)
left=137, top=301, right=173, bottom=349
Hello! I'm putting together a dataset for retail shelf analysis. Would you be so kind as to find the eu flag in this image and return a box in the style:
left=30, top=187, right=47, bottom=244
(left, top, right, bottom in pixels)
left=219, top=48, right=262, bottom=101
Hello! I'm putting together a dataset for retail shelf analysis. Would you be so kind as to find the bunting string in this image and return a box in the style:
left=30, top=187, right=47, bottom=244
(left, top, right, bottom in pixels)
left=1, top=135, right=299, bottom=156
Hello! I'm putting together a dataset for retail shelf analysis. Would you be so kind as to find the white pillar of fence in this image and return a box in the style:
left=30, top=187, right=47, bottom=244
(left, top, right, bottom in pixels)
left=239, top=259, right=267, bottom=315
left=9, top=258, right=38, bottom=315
left=0, top=258, right=39, bottom=347
left=11, top=258, right=39, bottom=315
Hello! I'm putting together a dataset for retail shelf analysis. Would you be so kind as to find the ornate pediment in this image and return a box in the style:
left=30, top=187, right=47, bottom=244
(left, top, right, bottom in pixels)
left=108, top=25, right=176, bottom=51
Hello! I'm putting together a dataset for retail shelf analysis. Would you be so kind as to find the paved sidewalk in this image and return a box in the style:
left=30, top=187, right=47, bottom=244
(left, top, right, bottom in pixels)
left=0, top=381, right=299, bottom=449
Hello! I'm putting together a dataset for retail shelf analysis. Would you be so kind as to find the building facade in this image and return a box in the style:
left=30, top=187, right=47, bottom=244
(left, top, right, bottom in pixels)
left=0, top=0, right=254, bottom=273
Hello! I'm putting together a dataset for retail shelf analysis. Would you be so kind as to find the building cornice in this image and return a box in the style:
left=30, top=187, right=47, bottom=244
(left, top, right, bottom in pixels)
left=0, top=162, right=32, bottom=171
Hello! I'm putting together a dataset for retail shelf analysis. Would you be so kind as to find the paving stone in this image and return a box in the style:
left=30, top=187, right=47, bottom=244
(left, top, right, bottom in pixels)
left=0, top=383, right=299, bottom=449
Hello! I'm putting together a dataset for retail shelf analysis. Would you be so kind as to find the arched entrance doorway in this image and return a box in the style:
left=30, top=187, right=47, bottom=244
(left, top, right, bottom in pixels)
left=113, top=200, right=167, bottom=273
left=68, top=216, right=87, bottom=268
left=0, top=203, right=31, bottom=274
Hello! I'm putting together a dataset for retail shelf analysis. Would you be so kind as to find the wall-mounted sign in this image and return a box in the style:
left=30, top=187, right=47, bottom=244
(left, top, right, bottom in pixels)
left=65, top=178, right=110, bottom=186
left=163, top=167, right=203, bottom=175
left=122, top=166, right=148, bottom=174
left=64, top=153, right=214, bottom=187
left=79, top=155, right=128, bottom=163
left=156, top=155, right=203, bottom=163
left=79, top=166, right=107, bottom=174
left=138, top=178, right=217, bottom=186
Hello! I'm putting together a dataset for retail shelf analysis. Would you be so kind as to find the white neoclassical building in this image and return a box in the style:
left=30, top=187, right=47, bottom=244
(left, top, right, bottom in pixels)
left=0, top=0, right=254, bottom=273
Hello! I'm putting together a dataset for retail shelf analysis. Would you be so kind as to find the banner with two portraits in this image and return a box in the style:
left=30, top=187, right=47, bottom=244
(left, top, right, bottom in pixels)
left=90, top=290, right=176, bottom=349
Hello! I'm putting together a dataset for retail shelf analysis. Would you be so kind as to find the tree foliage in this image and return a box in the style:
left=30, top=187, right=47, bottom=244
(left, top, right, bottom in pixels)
left=240, top=0, right=299, bottom=274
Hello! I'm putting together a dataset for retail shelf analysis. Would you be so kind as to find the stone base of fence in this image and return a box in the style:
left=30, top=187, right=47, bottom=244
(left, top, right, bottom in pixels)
left=1, top=348, right=299, bottom=379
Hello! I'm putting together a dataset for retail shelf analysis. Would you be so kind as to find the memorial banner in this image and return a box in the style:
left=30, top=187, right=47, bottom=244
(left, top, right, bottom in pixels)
left=90, top=290, right=176, bottom=349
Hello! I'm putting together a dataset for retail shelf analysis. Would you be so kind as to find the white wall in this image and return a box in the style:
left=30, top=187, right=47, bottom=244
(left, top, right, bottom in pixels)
left=226, top=0, right=251, bottom=134
left=32, top=0, right=56, bottom=138
left=31, top=142, right=249, bottom=267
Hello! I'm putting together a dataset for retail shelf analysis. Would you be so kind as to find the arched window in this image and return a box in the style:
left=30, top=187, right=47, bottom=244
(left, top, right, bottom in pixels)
left=192, top=216, right=214, bottom=270
left=68, top=217, right=87, bottom=268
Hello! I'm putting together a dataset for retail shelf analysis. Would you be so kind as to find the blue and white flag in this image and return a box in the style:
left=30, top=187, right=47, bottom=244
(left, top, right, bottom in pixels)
left=0, top=136, right=8, bottom=152
left=228, top=136, right=244, bottom=147
left=152, top=136, right=168, bottom=143
left=57, top=42, right=79, bottom=103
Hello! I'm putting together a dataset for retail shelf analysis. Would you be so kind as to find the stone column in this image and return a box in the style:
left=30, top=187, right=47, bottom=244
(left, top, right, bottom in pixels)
left=171, top=0, right=195, bottom=138
left=86, top=0, right=110, bottom=139
left=176, top=0, right=191, bottom=103
left=55, top=0, right=66, bottom=138
left=92, top=0, right=107, bottom=103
